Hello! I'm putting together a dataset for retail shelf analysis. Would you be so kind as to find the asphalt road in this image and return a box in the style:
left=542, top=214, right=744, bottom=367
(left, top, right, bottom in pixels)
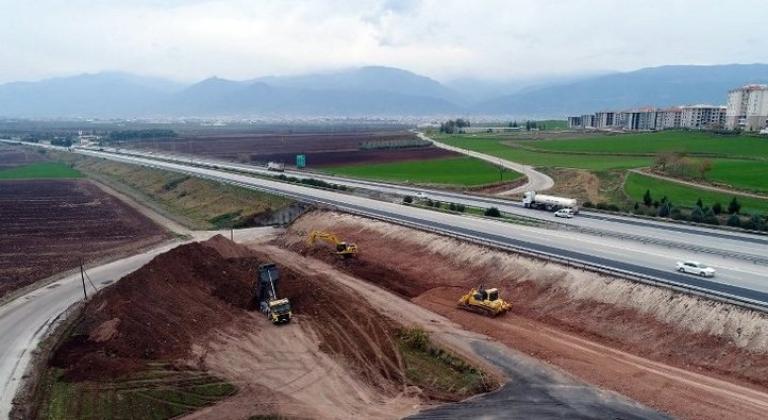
left=65, top=147, right=768, bottom=308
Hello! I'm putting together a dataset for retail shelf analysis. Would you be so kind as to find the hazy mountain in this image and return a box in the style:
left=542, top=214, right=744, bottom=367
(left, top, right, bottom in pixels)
left=446, top=71, right=615, bottom=103
left=254, top=66, right=462, bottom=103
left=1, top=64, right=768, bottom=118
left=475, top=64, right=768, bottom=116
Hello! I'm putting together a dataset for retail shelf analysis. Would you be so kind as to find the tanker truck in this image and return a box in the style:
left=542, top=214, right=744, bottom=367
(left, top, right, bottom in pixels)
left=522, top=191, right=579, bottom=214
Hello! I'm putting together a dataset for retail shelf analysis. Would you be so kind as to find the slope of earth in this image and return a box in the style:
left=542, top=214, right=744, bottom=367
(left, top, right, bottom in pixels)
left=0, top=179, right=167, bottom=298
left=128, top=131, right=459, bottom=167
left=60, top=153, right=294, bottom=230
left=32, top=236, right=492, bottom=420
left=280, top=210, right=768, bottom=420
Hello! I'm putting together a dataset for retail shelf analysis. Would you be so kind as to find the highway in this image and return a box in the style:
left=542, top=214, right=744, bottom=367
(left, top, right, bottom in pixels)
left=66, top=145, right=768, bottom=307
left=84, top=142, right=768, bottom=266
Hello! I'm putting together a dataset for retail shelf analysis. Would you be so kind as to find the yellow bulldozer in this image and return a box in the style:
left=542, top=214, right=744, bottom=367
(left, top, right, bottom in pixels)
left=307, top=230, right=358, bottom=257
left=458, top=285, right=512, bottom=317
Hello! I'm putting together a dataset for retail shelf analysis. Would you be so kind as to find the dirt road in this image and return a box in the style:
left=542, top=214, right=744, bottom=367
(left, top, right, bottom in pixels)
left=249, top=243, right=665, bottom=419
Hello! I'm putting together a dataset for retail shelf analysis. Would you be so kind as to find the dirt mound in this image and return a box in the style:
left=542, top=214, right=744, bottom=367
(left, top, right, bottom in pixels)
left=283, top=210, right=768, bottom=419
left=51, top=238, right=260, bottom=381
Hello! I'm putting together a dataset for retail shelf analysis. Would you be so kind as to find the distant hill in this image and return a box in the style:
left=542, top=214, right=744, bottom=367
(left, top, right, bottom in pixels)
left=475, top=64, right=768, bottom=116
left=1, top=64, right=768, bottom=118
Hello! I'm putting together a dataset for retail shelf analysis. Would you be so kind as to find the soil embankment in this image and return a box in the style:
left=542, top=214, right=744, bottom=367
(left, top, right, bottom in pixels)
left=280, top=210, right=768, bottom=419
left=36, top=236, right=490, bottom=419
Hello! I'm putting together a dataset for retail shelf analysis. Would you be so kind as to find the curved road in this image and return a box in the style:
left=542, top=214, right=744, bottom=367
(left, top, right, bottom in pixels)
left=416, top=131, right=555, bottom=194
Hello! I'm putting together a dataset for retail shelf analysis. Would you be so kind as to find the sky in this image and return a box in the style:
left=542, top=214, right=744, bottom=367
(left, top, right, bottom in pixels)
left=1, top=0, right=767, bottom=84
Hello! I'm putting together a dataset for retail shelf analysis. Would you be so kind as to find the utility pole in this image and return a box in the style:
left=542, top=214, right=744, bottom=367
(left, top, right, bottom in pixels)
left=80, top=259, right=87, bottom=300
left=230, top=228, right=234, bottom=241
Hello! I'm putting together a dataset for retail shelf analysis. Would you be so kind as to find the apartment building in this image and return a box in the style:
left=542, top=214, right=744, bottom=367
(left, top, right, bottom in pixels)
left=625, top=108, right=659, bottom=130
left=680, top=105, right=726, bottom=129
left=726, top=84, right=768, bottom=131
left=655, top=107, right=682, bottom=129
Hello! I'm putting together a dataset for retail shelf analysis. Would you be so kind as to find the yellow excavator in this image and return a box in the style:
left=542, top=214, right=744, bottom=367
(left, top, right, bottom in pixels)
left=307, top=230, right=358, bottom=257
left=458, top=285, right=512, bottom=317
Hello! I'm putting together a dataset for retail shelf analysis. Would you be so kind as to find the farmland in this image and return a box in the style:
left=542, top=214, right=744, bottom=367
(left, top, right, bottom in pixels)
left=326, top=156, right=521, bottom=186
left=0, top=162, right=82, bottom=180
left=129, top=131, right=458, bottom=167
left=0, top=180, right=166, bottom=298
left=0, top=144, right=48, bottom=169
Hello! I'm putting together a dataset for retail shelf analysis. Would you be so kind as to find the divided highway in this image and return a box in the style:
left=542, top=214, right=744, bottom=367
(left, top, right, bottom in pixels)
left=68, top=145, right=768, bottom=309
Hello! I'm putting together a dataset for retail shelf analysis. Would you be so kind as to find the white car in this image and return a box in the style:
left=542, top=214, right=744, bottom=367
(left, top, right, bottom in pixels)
left=554, top=208, right=574, bottom=218
left=676, top=261, right=716, bottom=277
left=415, top=192, right=428, bottom=199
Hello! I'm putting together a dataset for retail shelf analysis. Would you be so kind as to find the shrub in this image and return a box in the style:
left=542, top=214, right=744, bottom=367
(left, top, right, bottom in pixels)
left=643, top=189, right=652, bottom=206
left=484, top=207, right=501, bottom=217
left=398, top=327, right=429, bottom=351
left=596, top=202, right=608, bottom=210
left=657, top=203, right=671, bottom=218
left=448, top=202, right=457, bottom=211
left=703, top=208, right=719, bottom=225
left=606, top=204, right=620, bottom=212
left=671, top=207, right=686, bottom=220
left=433, top=201, right=441, bottom=209
left=426, top=199, right=434, bottom=207
left=583, top=201, right=594, bottom=208
left=744, top=214, right=766, bottom=231
left=456, top=204, right=466, bottom=212
left=690, top=206, right=704, bottom=223
left=403, top=195, right=413, bottom=204
left=728, top=197, right=741, bottom=214
left=712, top=202, right=722, bottom=215
left=727, top=213, right=742, bottom=227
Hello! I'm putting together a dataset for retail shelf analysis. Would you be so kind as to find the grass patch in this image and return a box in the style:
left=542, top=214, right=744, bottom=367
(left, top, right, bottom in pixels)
left=37, top=366, right=235, bottom=420
left=397, top=327, right=493, bottom=399
left=0, top=162, right=82, bottom=180
left=624, top=172, right=768, bottom=215
left=705, top=160, right=768, bottom=194
left=531, top=130, right=768, bottom=158
left=325, top=156, right=522, bottom=186
left=436, top=135, right=652, bottom=170
left=58, top=153, right=293, bottom=230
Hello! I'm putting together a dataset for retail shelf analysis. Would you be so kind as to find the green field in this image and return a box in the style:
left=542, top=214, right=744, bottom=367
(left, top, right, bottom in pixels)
left=436, top=135, right=652, bottom=170
left=0, top=162, right=83, bottom=180
left=624, top=172, right=768, bottom=215
left=326, top=156, right=522, bottom=186
left=706, top=160, right=768, bottom=194
left=531, top=130, right=768, bottom=158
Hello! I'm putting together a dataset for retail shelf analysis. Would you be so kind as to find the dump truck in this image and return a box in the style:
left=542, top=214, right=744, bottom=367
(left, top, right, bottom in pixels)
left=308, top=230, right=358, bottom=257
left=257, top=263, right=292, bottom=324
left=458, top=285, right=512, bottom=317
left=266, top=161, right=285, bottom=172
left=522, top=191, right=579, bottom=213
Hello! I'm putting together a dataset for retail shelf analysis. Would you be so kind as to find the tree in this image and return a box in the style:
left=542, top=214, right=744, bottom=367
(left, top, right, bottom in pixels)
left=712, top=202, right=722, bottom=215
left=728, top=197, right=741, bottom=214
left=727, top=213, right=741, bottom=228
left=484, top=207, right=501, bottom=217
left=695, top=198, right=703, bottom=209
left=633, top=202, right=640, bottom=211
left=643, top=189, right=653, bottom=207
left=690, top=206, right=704, bottom=223
left=697, top=159, right=713, bottom=179
left=744, top=214, right=766, bottom=231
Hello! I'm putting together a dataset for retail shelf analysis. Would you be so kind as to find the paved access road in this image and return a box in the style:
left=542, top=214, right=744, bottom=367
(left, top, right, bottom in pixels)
left=416, top=131, right=556, bottom=194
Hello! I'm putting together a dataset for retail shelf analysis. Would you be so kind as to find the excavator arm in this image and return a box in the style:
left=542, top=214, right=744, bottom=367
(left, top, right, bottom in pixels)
left=308, top=230, right=358, bottom=257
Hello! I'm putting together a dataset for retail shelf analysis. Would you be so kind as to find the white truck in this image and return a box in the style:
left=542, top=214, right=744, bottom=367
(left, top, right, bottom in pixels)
left=266, top=161, right=285, bottom=172
left=522, top=191, right=579, bottom=213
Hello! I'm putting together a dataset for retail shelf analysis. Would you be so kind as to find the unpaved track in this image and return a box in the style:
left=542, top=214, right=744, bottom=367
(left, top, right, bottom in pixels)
left=249, top=244, right=665, bottom=419
left=629, top=168, right=768, bottom=199
left=417, top=132, right=555, bottom=194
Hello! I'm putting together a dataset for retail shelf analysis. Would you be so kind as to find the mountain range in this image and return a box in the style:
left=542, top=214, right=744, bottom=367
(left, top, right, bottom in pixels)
left=1, top=64, right=767, bottom=118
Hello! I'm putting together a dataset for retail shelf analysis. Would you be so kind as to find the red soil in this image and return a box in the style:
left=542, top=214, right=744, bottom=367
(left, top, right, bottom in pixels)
left=129, top=131, right=457, bottom=167
left=0, top=144, right=47, bottom=169
left=282, top=213, right=768, bottom=419
left=0, top=180, right=167, bottom=298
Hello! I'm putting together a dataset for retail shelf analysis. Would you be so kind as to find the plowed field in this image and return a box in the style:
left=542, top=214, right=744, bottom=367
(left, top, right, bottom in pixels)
left=129, top=131, right=457, bottom=167
left=0, top=180, right=166, bottom=297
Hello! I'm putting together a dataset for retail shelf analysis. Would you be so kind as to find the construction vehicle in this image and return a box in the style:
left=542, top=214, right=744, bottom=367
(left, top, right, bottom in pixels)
left=257, top=263, right=292, bottom=324
left=307, top=230, right=358, bottom=257
left=457, top=285, right=512, bottom=317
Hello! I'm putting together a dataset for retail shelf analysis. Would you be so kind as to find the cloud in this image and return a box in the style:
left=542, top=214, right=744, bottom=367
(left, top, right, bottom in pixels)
left=0, top=0, right=766, bottom=83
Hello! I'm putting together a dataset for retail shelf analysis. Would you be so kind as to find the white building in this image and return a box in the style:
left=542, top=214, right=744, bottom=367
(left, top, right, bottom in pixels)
left=726, top=84, right=768, bottom=131
left=680, top=105, right=726, bottom=129
left=655, top=107, right=683, bottom=129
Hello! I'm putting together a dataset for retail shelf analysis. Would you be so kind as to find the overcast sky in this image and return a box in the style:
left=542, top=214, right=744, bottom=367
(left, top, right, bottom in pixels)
left=1, top=0, right=767, bottom=84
